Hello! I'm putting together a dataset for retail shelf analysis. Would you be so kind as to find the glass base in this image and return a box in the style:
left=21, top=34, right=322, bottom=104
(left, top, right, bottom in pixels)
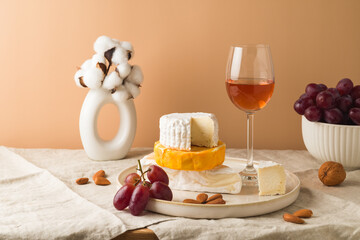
left=240, top=166, right=258, bottom=187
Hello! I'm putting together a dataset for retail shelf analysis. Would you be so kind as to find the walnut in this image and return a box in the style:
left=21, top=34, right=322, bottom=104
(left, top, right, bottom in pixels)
left=318, top=161, right=346, bottom=186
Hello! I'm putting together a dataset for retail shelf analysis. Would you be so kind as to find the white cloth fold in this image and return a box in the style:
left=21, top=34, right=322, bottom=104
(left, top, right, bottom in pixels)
left=10, top=147, right=177, bottom=232
left=0, top=147, right=125, bottom=240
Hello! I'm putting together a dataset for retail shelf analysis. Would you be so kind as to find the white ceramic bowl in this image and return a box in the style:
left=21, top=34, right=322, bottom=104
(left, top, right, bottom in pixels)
left=302, top=115, right=360, bottom=169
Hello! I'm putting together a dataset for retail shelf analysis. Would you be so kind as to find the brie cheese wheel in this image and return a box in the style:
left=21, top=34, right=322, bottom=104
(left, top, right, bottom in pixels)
left=140, top=153, right=242, bottom=194
left=159, top=112, right=219, bottom=150
left=255, top=161, right=286, bottom=196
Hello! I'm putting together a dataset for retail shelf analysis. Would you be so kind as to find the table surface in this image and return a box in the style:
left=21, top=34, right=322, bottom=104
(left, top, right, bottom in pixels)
left=115, top=228, right=158, bottom=240
left=2, top=147, right=360, bottom=240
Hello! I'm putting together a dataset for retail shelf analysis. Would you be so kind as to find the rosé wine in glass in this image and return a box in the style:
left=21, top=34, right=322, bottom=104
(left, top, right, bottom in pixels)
left=226, top=44, right=275, bottom=187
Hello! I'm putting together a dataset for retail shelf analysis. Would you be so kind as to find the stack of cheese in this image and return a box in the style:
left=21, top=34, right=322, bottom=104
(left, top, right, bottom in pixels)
left=141, top=112, right=243, bottom=194
left=156, top=113, right=225, bottom=171
left=141, top=112, right=287, bottom=196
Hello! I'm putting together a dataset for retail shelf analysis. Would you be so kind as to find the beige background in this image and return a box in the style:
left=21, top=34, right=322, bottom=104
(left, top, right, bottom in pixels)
left=1, top=0, right=359, bottom=149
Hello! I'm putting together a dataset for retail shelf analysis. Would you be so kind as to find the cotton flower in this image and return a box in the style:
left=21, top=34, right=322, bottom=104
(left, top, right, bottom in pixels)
left=121, top=41, right=134, bottom=59
left=91, top=53, right=107, bottom=74
left=93, top=36, right=118, bottom=54
left=74, top=69, right=86, bottom=88
left=112, top=38, right=121, bottom=47
left=126, top=65, right=144, bottom=85
left=92, top=53, right=106, bottom=65
left=111, top=47, right=128, bottom=65
left=117, top=63, right=131, bottom=79
left=102, top=71, right=122, bottom=90
left=121, top=41, right=133, bottom=52
left=81, top=59, right=93, bottom=70
left=83, top=67, right=104, bottom=89
left=112, top=86, right=130, bottom=102
left=124, top=81, right=140, bottom=99
left=75, top=36, right=143, bottom=98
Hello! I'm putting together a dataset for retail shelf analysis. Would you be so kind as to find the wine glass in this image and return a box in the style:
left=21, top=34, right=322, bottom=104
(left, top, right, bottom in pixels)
left=225, top=44, right=275, bottom=186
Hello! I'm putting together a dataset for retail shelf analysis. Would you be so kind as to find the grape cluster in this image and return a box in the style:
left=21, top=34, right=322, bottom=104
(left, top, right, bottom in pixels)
left=113, top=160, right=173, bottom=216
left=294, top=78, right=360, bottom=125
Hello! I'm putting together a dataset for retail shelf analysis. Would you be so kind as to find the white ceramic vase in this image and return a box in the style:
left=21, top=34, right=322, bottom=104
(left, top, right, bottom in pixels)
left=79, top=89, right=136, bottom=161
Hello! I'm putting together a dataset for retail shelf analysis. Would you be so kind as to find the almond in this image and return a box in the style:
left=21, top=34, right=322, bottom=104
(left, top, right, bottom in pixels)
left=196, top=193, right=208, bottom=203
left=206, top=198, right=226, bottom=204
left=183, top=199, right=201, bottom=204
left=76, top=178, right=89, bottom=185
left=93, top=170, right=105, bottom=181
left=283, top=213, right=305, bottom=224
left=94, top=177, right=111, bottom=185
left=293, top=209, right=313, bottom=218
left=206, top=194, right=223, bottom=202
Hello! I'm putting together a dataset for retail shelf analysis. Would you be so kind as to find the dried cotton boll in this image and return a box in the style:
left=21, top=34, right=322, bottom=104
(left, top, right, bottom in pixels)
left=121, top=41, right=134, bottom=53
left=126, top=65, right=144, bottom=85
left=81, top=59, right=93, bottom=70
left=111, top=47, right=128, bottom=65
left=112, top=38, right=121, bottom=47
left=92, top=53, right=106, bottom=65
left=102, top=72, right=122, bottom=90
left=121, top=41, right=134, bottom=59
left=83, top=67, right=104, bottom=89
left=117, top=63, right=131, bottom=79
left=112, top=86, right=130, bottom=102
left=74, top=69, right=86, bottom=88
left=124, top=81, right=140, bottom=99
left=93, top=36, right=118, bottom=54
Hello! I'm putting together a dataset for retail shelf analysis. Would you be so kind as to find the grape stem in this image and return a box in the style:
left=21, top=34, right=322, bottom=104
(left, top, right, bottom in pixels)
left=137, top=159, right=150, bottom=184
left=134, top=179, right=141, bottom=186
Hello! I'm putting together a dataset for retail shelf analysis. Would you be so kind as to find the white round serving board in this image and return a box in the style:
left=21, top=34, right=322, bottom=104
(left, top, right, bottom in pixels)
left=117, top=157, right=300, bottom=219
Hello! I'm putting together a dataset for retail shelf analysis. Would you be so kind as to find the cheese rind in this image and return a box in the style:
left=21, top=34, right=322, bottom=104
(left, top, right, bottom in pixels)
left=154, top=141, right=225, bottom=171
left=140, top=153, right=242, bottom=194
left=159, top=113, right=219, bottom=150
left=256, top=161, right=286, bottom=196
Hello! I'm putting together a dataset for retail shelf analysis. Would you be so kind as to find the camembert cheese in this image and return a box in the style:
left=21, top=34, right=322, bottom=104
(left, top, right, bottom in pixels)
left=159, top=113, right=219, bottom=151
left=154, top=141, right=225, bottom=171
left=140, top=153, right=242, bottom=194
left=256, top=161, right=286, bottom=196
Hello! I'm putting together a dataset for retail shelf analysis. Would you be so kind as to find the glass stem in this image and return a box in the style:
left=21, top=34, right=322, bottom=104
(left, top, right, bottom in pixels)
left=246, top=112, right=254, bottom=169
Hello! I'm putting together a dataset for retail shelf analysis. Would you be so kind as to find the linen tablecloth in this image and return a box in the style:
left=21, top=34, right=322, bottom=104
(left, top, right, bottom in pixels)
left=1, top=146, right=359, bottom=239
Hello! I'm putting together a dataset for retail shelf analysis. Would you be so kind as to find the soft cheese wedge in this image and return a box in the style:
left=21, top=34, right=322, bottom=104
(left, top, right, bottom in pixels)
left=256, top=161, right=286, bottom=196
left=154, top=141, right=225, bottom=171
left=141, top=153, right=242, bottom=194
left=159, top=113, right=219, bottom=151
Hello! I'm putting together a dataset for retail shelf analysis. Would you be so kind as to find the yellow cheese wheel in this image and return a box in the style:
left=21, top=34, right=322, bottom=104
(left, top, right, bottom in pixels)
left=154, top=141, right=226, bottom=171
